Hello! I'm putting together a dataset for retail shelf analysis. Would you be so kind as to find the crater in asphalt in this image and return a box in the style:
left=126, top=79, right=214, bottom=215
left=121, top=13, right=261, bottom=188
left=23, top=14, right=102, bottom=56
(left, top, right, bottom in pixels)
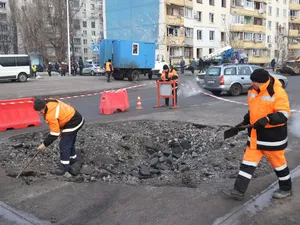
left=0, top=120, right=273, bottom=188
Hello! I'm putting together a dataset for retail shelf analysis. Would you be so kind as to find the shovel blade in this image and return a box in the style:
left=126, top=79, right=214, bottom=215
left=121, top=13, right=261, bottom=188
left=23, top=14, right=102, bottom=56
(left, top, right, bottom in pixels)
left=224, top=127, right=239, bottom=140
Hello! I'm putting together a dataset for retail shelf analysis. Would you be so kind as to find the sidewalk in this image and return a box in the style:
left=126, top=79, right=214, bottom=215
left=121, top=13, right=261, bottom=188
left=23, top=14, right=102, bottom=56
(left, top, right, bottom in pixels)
left=0, top=75, right=144, bottom=100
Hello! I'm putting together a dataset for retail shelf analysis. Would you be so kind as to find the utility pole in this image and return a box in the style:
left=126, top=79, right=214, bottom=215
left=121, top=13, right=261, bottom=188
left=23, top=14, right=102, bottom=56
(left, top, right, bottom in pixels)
left=66, top=0, right=71, bottom=75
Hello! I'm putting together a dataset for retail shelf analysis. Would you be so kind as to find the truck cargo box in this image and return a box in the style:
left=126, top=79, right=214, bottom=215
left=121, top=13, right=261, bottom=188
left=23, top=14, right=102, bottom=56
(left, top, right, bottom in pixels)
left=100, top=39, right=155, bottom=69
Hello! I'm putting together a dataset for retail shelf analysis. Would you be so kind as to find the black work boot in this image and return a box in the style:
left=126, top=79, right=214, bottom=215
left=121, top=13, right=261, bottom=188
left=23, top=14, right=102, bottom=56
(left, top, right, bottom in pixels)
left=70, top=158, right=77, bottom=165
left=222, top=188, right=244, bottom=201
left=273, top=189, right=292, bottom=199
left=51, top=164, right=70, bottom=176
left=70, top=161, right=83, bottom=176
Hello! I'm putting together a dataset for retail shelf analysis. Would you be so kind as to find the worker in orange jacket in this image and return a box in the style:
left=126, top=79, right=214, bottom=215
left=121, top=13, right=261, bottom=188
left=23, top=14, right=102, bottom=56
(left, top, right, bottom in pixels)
left=223, top=69, right=292, bottom=200
left=160, top=65, right=179, bottom=107
left=105, top=59, right=114, bottom=83
left=34, top=98, right=85, bottom=175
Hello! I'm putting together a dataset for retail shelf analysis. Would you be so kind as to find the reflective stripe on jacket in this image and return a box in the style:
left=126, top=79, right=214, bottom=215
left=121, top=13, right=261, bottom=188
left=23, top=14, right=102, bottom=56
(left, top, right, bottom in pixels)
left=43, top=99, right=84, bottom=146
left=161, top=69, right=178, bottom=82
left=247, top=76, right=290, bottom=150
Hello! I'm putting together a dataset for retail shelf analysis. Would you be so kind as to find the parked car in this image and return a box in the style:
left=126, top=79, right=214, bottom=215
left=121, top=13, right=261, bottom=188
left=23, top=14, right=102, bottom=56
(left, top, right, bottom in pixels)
left=203, top=64, right=288, bottom=96
left=82, top=64, right=105, bottom=76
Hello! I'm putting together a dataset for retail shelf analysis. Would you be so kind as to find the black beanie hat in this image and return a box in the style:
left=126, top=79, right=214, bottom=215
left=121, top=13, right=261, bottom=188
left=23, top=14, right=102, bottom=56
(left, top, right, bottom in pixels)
left=250, top=69, right=270, bottom=83
left=34, top=98, right=46, bottom=111
left=163, top=64, right=169, bottom=70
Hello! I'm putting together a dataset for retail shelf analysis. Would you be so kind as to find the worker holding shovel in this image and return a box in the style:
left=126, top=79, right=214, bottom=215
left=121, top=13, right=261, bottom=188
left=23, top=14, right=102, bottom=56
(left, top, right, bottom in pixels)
left=33, top=98, right=85, bottom=176
left=223, top=69, right=292, bottom=200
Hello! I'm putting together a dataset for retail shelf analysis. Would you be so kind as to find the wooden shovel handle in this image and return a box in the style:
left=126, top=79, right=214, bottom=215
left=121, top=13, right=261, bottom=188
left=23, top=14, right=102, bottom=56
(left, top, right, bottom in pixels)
left=238, top=124, right=253, bottom=129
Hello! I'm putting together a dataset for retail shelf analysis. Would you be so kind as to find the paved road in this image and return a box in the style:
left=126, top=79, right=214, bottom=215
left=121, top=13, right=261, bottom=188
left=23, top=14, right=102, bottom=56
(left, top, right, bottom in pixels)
left=1, top=74, right=300, bottom=225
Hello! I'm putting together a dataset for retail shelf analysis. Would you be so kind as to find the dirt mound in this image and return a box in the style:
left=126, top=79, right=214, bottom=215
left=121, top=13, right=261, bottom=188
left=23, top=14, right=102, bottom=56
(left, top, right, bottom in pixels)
left=0, top=120, right=273, bottom=187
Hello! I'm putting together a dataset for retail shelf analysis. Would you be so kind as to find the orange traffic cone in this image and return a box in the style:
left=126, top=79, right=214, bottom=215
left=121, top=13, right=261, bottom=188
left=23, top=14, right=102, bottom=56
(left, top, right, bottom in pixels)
left=136, top=94, right=143, bottom=110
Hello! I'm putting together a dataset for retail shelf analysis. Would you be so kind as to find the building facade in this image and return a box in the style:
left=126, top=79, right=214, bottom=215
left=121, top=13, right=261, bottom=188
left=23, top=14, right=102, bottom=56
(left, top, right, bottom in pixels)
left=288, top=0, right=300, bottom=59
left=0, top=0, right=10, bottom=54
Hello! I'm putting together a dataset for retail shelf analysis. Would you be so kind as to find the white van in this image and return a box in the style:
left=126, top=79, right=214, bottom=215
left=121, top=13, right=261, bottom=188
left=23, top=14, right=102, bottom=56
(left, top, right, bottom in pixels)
left=0, top=54, right=31, bottom=82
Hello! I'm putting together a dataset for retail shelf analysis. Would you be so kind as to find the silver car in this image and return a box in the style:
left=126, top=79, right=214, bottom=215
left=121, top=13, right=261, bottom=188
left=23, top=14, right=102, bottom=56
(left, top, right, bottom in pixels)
left=203, top=64, right=288, bottom=96
left=82, top=64, right=105, bottom=76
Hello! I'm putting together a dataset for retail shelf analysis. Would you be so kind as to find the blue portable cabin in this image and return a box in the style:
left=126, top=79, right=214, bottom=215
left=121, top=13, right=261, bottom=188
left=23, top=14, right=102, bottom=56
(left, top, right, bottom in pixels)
left=100, top=39, right=156, bottom=81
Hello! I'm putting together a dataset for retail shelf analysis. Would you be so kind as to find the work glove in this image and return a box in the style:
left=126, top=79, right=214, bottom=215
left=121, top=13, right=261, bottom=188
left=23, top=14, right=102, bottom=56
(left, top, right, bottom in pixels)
left=235, top=112, right=250, bottom=130
left=253, top=117, right=269, bottom=129
left=38, top=143, right=46, bottom=151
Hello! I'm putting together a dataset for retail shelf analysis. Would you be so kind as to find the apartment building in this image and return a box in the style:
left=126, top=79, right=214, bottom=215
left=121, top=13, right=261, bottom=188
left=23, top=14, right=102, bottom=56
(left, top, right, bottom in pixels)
left=72, top=0, right=103, bottom=61
left=0, top=0, right=9, bottom=54
left=193, top=0, right=231, bottom=59
left=288, top=0, right=300, bottom=59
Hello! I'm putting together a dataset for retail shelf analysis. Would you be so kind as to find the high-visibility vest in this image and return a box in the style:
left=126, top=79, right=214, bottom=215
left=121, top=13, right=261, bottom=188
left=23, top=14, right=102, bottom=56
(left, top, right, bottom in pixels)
left=106, top=62, right=113, bottom=72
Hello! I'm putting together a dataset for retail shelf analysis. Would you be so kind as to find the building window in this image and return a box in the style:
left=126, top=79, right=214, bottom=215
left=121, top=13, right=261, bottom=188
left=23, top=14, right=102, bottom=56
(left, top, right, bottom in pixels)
left=92, top=31, right=96, bottom=36
left=83, top=39, right=87, bottom=45
left=244, top=0, right=254, bottom=9
left=196, top=48, right=203, bottom=58
left=184, top=47, right=193, bottom=58
left=132, top=43, right=139, bottom=55
left=209, top=48, right=214, bottom=54
left=185, top=28, right=193, bottom=38
left=196, top=11, right=202, bottom=21
left=221, top=14, right=226, bottom=25
left=276, top=8, right=279, bottom=16
left=84, top=48, right=88, bottom=54
left=90, top=4, right=95, bottom=10
left=290, top=10, right=296, bottom=17
left=184, top=8, right=193, bottom=19
left=83, top=30, right=87, bottom=36
left=209, top=0, right=214, bottom=5
left=222, top=0, right=226, bottom=7
left=167, top=26, right=181, bottom=36
left=0, top=2, right=6, bottom=9
left=209, top=31, right=215, bottom=41
left=267, top=35, right=271, bottom=43
left=232, top=15, right=244, bottom=25
left=209, top=13, right=214, bottom=23
left=268, top=6, right=272, bottom=16
left=268, top=21, right=271, bottom=29
left=91, top=22, right=95, bottom=28
left=74, top=47, right=80, bottom=53
left=73, top=38, right=81, bottom=44
left=244, top=32, right=252, bottom=41
left=83, top=21, right=87, bottom=28
left=283, top=9, right=287, bottom=17
left=82, top=12, right=86, bottom=18
left=221, top=32, right=226, bottom=42
left=167, top=6, right=184, bottom=16
left=197, top=30, right=202, bottom=40
left=197, top=0, right=202, bottom=3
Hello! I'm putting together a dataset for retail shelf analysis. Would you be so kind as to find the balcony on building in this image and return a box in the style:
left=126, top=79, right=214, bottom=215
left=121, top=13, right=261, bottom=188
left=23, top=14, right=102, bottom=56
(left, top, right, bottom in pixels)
left=245, top=48, right=269, bottom=64
left=231, top=16, right=266, bottom=32
left=289, top=23, right=300, bottom=36
left=231, top=0, right=266, bottom=18
left=289, top=41, right=300, bottom=49
left=167, top=25, right=185, bottom=46
left=231, top=32, right=266, bottom=49
left=166, top=0, right=185, bottom=7
left=290, top=0, right=300, bottom=11
left=166, top=4, right=184, bottom=26
left=289, top=13, right=300, bottom=23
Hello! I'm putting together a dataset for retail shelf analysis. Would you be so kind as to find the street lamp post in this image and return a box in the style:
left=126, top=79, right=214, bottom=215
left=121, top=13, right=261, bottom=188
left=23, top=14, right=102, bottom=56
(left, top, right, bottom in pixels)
left=66, top=0, right=71, bottom=75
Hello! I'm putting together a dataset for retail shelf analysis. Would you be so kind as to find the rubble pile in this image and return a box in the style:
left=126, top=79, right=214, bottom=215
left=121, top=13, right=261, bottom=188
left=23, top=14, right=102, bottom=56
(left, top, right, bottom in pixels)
left=0, top=120, right=273, bottom=187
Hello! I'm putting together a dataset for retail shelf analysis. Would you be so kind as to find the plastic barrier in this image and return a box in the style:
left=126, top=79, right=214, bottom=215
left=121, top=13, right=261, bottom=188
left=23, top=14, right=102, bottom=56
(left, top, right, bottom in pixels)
left=154, top=80, right=180, bottom=109
left=0, top=98, right=41, bottom=132
left=99, top=89, right=130, bottom=115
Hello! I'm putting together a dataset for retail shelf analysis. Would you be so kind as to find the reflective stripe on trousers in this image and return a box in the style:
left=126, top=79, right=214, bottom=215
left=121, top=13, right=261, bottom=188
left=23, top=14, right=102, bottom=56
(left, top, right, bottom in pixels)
left=234, top=147, right=292, bottom=193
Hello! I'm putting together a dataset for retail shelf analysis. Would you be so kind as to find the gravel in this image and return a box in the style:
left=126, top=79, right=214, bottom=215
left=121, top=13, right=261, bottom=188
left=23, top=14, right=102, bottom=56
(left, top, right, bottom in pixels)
left=0, top=120, right=273, bottom=188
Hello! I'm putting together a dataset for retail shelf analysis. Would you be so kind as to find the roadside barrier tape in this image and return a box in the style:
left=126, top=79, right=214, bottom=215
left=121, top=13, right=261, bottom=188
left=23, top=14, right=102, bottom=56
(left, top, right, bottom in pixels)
left=179, top=83, right=300, bottom=113
left=0, top=83, right=155, bottom=105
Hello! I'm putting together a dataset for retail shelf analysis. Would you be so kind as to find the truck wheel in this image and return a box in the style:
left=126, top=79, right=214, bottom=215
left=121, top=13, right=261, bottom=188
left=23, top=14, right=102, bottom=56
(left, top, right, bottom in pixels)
left=129, top=70, right=140, bottom=82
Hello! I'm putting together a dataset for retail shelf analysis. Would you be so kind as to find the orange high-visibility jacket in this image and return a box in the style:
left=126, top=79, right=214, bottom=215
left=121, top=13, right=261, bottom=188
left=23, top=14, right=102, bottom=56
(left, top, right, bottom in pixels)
left=43, top=99, right=84, bottom=147
left=161, top=69, right=178, bottom=82
left=247, top=76, right=290, bottom=151
left=105, top=62, right=114, bottom=72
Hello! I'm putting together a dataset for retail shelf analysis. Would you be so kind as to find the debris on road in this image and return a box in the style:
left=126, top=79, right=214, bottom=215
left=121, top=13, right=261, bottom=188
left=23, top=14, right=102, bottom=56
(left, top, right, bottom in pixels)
left=0, top=121, right=273, bottom=187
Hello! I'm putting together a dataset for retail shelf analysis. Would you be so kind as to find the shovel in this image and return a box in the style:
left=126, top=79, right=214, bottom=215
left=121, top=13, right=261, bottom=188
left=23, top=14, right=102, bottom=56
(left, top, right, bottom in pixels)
left=224, top=124, right=253, bottom=140
left=16, top=148, right=40, bottom=178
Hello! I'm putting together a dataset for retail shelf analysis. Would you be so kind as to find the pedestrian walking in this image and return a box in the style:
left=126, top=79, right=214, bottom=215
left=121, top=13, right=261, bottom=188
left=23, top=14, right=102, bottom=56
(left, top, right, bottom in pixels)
left=198, top=57, right=204, bottom=73
left=180, top=58, right=185, bottom=74
left=78, top=57, right=84, bottom=75
left=271, top=59, right=276, bottom=72
left=61, top=62, right=67, bottom=76
left=223, top=69, right=292, bottom=200
left=47, top=63, right=52, bottom=77
left=55, top=62, right=59, bottom=73
left=105, top=59, right=113, bottom=82
left=33, top=98, right=85, bottom=175
left=190, top=58, right=197, bottom=75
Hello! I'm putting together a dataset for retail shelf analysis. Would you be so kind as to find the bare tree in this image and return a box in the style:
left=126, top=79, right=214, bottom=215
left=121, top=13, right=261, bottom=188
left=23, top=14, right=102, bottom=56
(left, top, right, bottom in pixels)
left=14, top=0, right=84, bottom=61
